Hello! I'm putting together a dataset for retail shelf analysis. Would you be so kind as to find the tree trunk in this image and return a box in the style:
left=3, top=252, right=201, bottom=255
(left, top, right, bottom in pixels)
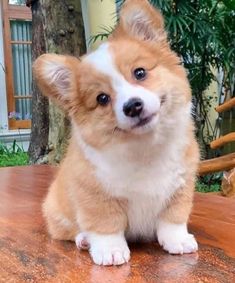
left=29, top=0, right=86, bottom=164
left=28, top=0, right=49, bottom=164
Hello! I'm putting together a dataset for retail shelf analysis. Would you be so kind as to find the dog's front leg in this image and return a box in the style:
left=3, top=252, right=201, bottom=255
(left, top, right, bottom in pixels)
left=75, top=196, right=129, bottom=266
left=156, top=180, right=198, bottom=254
left=76, top=231, right=130, bottom=266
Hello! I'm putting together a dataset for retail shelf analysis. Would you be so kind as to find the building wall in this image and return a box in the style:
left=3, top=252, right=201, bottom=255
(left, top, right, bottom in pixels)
left=0, top=3, right=9, bottom=130
left=0, top=129, right=30, bottom=151
left=81, top=0, right=117, bottom=50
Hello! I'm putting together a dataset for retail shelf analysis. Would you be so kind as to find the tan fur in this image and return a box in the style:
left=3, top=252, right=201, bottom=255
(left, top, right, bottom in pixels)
left=34, top=0, right=200, bottom=252
left=160, top=139, right=200, bottom=224
left=42, top=139, right=128, bottom=240
left=113, top=0, right=166, bottom=42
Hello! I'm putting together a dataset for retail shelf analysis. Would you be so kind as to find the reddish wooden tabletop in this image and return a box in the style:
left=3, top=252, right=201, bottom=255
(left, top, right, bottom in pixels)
left=0, top=165, right=235, bottom=283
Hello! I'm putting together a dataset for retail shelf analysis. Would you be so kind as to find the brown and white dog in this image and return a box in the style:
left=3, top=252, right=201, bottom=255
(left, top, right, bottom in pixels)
left=34, top=0, right=200, bottom=266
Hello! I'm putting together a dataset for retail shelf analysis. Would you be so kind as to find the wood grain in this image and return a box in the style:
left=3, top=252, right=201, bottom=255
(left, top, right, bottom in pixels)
left=199, top=153, right=235, bottom=175
left=215, top=97, right=235, bottom=113
left=9, top=119, right=32, bottom=129
left=0, top=165, right=235, bottom=283
left=8, top=3, right=32, bottom=20
left=210, top=132, right=235, bottom=149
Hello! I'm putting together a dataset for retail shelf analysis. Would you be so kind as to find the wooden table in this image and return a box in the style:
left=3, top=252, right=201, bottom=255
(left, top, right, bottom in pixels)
left=0, top=165, right=235, bottom=283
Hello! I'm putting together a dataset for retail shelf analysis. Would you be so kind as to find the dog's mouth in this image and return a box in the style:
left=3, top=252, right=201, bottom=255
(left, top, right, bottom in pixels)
left=114, top=113, right=157, bottom=134
left=131, top=113, right=156, bottom=129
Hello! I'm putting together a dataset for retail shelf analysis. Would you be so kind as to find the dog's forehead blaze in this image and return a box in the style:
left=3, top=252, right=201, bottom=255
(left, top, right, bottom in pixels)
left=83, top=41, right=155, bottom=78
left=82, top=43, right=120, bottom=82
left=81, top=42, right=155, bottom=94
left=81, top=39, right=181, bottom=86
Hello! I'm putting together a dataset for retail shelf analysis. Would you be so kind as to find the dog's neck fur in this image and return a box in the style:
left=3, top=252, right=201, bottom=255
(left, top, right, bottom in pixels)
left=72, top=105, right=191, bottom=200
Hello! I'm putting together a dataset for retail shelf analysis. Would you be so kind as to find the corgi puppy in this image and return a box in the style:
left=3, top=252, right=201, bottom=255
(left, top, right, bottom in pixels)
left=34, top=0, right=200, bottom=266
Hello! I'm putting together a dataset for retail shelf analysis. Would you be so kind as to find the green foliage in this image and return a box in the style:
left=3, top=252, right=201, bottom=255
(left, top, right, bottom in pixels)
left=196, top=171, right=222, bottom=192
left=90, top=26, right=114, bottom=44
left=196, top=181, right=221, bottom=193
left=0, top=141, right=29, bottom=167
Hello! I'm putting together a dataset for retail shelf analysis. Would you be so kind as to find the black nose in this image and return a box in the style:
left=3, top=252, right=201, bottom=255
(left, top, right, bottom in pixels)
left=123, top=98, right=144, bottom=117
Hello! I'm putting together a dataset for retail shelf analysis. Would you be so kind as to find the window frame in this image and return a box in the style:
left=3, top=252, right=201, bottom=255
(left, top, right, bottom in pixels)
left=2, top=0, right=32, bottom=129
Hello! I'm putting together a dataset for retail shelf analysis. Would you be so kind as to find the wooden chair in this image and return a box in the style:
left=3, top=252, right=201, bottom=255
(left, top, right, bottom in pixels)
left=199, top=97, right=235, bottom=175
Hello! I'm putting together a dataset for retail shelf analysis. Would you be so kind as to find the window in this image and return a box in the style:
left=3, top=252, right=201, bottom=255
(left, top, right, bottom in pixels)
left=9, top=0, right=26, bottom=5
left=2, top=0, right=32, bottom=129
left=11, top=20, right=32, bottom=121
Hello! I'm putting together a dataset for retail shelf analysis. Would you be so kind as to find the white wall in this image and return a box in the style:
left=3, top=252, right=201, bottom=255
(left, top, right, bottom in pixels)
left=0, top=4, right=9, bottom=130
left=81, top=0, right=117, bottom=50
left=0, top=129, right=30, bottom=151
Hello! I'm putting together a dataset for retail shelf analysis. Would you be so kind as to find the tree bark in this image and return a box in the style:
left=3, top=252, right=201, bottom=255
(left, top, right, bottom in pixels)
left=29, top=0, right=86, bottom=164
left=28, top=0, right=49, bottom=164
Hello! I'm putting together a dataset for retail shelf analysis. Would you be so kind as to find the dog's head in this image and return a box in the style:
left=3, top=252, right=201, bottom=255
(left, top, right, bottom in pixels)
left=34, top=0, right=191, bottom=148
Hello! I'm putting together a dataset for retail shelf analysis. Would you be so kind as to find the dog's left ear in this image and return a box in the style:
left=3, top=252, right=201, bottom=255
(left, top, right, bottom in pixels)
left=33, top=54, right=80, bottom=112
left=113, top=0, right=166, bottom=42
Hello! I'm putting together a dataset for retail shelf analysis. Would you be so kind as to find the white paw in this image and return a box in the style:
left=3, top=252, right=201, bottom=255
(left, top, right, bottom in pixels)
left=88, top=232, right=130, bottom=266
left=160, top=233, right=198, bottom=254
left=75, top=232, right=90, bottom=250
left=157, top=221, right=198, bottom=255
left=91, top=247, right=130, bottom=266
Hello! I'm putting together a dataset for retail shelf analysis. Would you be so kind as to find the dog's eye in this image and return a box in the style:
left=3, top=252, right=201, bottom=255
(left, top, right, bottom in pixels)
left=96, top=93, right=110, bottom=106
left=134, top=68, right=146, bottom=81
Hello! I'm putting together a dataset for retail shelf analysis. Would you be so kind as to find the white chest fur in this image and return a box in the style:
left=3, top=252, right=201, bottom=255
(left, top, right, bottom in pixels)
left=77, top=131, right=187, bottom=195
left=75, top=128, right=189, bottom=239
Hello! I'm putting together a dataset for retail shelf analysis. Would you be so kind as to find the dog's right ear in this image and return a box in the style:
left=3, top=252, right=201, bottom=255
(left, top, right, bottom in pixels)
left=33, top=54, right=80, bottom=110
left=113, top=0, right=166, bottom=43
